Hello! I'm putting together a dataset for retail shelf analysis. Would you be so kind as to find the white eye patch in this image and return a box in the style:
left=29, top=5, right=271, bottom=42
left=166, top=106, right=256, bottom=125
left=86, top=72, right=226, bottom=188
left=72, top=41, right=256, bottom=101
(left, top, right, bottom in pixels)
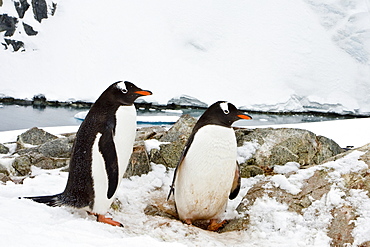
left=220, top=102, right=230, bottom=114
left=117, top=82, right=128, bottom=93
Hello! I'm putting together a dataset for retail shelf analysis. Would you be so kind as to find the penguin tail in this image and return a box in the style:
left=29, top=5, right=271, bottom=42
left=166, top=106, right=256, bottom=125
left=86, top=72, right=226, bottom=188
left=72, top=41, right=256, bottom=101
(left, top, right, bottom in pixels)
left=21, top=193, right=63, bottom=207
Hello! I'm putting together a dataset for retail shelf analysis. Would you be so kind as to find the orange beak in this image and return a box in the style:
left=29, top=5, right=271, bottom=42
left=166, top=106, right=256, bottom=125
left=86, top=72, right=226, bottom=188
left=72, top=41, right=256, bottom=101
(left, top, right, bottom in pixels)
left=237, top=114, right=252, bottom=120
left=135, top=90, right=152, bottom=96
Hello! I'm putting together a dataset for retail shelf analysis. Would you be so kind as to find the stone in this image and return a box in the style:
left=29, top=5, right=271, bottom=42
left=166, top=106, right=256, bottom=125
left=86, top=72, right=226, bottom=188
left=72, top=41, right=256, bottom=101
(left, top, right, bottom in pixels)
left=12, top=155, right=32, bottom=176
left=159, top=114, right=197, bottom=143
left=135, top=126, right=166, bottom=142
left=17, top=127, right=58, bottom=147
left=3, top=38, right=24, bottom=51
left=148, top=114, right=197, bottom=168
left=23, top=22, right=38, bottom=36
left=125, top=144, right=151, bottom=178
left=14, top=0, right=30, bottom=18
left=0, top=143, right=9, bottom=154
left=149, top=139, right=186, bottom=169
left=240, top=165, right=264, bottom=178
left=328, top=205, right=356, bottom=247
left=0, top=14, right=18, bottom=36
left=32, top=0, right=48, bottom=23
left=37, top=135, right=75, bottom=158
left=0, top=163, right=9, bottom=175
left=235, top=128, right=343, bottom=171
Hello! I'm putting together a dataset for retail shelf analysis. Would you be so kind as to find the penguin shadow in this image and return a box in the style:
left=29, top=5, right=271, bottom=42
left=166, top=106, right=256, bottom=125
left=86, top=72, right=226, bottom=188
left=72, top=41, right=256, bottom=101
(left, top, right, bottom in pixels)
left=143, top=197, right=228, bottom=232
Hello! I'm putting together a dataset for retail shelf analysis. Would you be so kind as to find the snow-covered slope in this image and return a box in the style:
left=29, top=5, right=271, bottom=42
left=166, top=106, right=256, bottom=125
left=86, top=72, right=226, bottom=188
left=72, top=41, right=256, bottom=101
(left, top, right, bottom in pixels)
left=1, top=0, right=370, bottom=114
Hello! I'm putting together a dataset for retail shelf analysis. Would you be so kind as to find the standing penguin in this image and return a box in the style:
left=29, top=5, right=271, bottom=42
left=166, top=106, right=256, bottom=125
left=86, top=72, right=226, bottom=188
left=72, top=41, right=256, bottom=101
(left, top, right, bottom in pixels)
left=168, top=101, right=251, bottom=231
left=24, top=81, right=152, bottom=227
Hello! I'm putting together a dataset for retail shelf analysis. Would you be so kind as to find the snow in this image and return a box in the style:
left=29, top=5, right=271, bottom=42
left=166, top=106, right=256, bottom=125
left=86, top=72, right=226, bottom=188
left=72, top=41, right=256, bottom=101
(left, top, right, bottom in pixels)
left=0, top=119, right=370, bottom=246
left=1, top=0, right=370, bottom=245
left=1, top=0, right=370, bottom=114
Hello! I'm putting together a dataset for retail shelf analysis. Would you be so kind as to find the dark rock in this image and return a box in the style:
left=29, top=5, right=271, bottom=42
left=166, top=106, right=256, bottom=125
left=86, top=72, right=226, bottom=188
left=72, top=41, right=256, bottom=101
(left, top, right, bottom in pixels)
left=17, top=127, right=58, bottom=147
left=32, top=94, right=47, bottom=106
left=32, top=0, right=48, bottom=23
left=23, top=22, right=38, bottom=36
left=0, top=143, right=9, bottom=154
left=125, top=144, right=151, bottom=178
left=4, top=38, right=24, bottom=51
left=14, top=0, right=30, bottom=19
left=0, top=14, right=18, bottom=36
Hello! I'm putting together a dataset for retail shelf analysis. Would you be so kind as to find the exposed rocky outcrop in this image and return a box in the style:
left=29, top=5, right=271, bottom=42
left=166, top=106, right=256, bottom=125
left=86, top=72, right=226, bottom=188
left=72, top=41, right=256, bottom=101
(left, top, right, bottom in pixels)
left=0, top=0, right=57, bottom=51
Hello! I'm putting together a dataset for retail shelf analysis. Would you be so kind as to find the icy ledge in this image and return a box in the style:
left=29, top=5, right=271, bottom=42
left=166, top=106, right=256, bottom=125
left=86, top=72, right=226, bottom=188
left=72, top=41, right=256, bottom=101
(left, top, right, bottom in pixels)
left=242, top=95, right=366, bottom=116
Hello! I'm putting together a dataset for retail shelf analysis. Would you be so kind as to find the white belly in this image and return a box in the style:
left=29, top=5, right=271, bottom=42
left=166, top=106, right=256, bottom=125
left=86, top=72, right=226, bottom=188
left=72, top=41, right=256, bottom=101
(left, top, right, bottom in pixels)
left=91, top=105, right=136, bottom=214
left=174, top=125, right=237, bottom=221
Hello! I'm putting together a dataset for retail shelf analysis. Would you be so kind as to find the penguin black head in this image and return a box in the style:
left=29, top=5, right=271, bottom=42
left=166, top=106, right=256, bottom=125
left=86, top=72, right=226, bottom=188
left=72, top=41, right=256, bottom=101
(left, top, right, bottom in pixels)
left=196, top=101, right=252, bottom=128
left=103, top=81, right=152, bottom=106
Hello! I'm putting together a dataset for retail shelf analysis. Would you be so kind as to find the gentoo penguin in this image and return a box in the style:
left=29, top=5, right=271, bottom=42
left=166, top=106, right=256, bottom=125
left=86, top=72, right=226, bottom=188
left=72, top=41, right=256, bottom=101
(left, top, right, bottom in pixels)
left=167, top=101, right=251, bottom=231
left=24, top=81, right=152, bottom=227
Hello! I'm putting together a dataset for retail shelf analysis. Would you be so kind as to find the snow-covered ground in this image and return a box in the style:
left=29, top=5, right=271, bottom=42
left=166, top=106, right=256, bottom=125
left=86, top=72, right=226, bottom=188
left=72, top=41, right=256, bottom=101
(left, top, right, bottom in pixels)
left=1, top=0, right=370, bottom=114
left=1, top=118, right=370, bottom=246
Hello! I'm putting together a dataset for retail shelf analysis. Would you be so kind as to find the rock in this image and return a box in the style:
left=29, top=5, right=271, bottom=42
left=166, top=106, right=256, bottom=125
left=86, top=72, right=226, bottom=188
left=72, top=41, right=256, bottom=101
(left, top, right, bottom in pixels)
left=235, top=128, right=343, bottom=172
left=149, top=139, right=186, bottom=169
left=159, top=114, right=197, bottom=143
left=14, top=0, right=30, bottom=18
left=125, top=143, right=151, bottom=178
left=37, top=135, right=75, bottom=158
left=135, top=126, right=166, bottom=142
left=12, top=155, right=32, bottom=176
left=0, top=14, right=18, bottom=36
left=0, top=173, right=11, bottom=183
left=149, top=114, right=197, bottom=168
left=222, top=143, right=370, bottom=246
left=32, top=0, right=48, bottom=23
left=17, top=127, right=58, bottom=147
left=0, top=143, right=9, bottom=154
left=23, top=22, right=38, bottom=36
left=0, top=163, right=9, bottom=175
left=328, top=205, right=356, bottom=247
left=240, top=165, right=264, bottom=178
left=3, top=38, right=24, bottom=51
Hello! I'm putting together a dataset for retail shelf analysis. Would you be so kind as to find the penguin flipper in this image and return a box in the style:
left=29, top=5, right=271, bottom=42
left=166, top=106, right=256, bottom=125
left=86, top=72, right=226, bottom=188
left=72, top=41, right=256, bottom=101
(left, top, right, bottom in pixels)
left=23, top=194, right=63, bottom=207
left=229, top=163, right=241, bottom=200
left=98, top=128, right=119, bottom=199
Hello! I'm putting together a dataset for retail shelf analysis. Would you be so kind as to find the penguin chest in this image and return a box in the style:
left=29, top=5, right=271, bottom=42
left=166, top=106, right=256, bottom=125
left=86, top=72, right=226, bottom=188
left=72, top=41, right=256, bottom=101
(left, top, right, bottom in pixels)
left=174, top=125, right=237, bottom=221
left=91, top=105, right=136, bottom=214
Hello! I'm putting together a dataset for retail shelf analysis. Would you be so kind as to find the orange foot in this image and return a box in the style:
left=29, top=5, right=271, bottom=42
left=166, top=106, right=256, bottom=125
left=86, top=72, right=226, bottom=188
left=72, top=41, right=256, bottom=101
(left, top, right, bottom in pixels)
left=88, top=212, right=123, bottom=227
left=184, top=219, right=193, bottom=225
left=208, top=219, right=227, bottom=231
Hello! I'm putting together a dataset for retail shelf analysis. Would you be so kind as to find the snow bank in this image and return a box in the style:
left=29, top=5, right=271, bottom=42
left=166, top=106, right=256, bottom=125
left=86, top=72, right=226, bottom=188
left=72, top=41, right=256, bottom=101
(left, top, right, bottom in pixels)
left=1, top=0, right=370, bottom=114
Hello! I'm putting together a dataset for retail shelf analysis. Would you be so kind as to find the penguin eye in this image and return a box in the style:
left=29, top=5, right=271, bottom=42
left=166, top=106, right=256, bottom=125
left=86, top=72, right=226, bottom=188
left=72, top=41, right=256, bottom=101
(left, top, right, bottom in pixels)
left=121, top=88, right=128, bottom=94
left=223, top=109, right=230, bottom=114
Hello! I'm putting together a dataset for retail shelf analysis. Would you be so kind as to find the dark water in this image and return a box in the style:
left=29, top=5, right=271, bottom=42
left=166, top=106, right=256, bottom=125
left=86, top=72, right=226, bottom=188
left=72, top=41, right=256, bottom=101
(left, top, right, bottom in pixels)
left=0, top=104, right=358, bottom=132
